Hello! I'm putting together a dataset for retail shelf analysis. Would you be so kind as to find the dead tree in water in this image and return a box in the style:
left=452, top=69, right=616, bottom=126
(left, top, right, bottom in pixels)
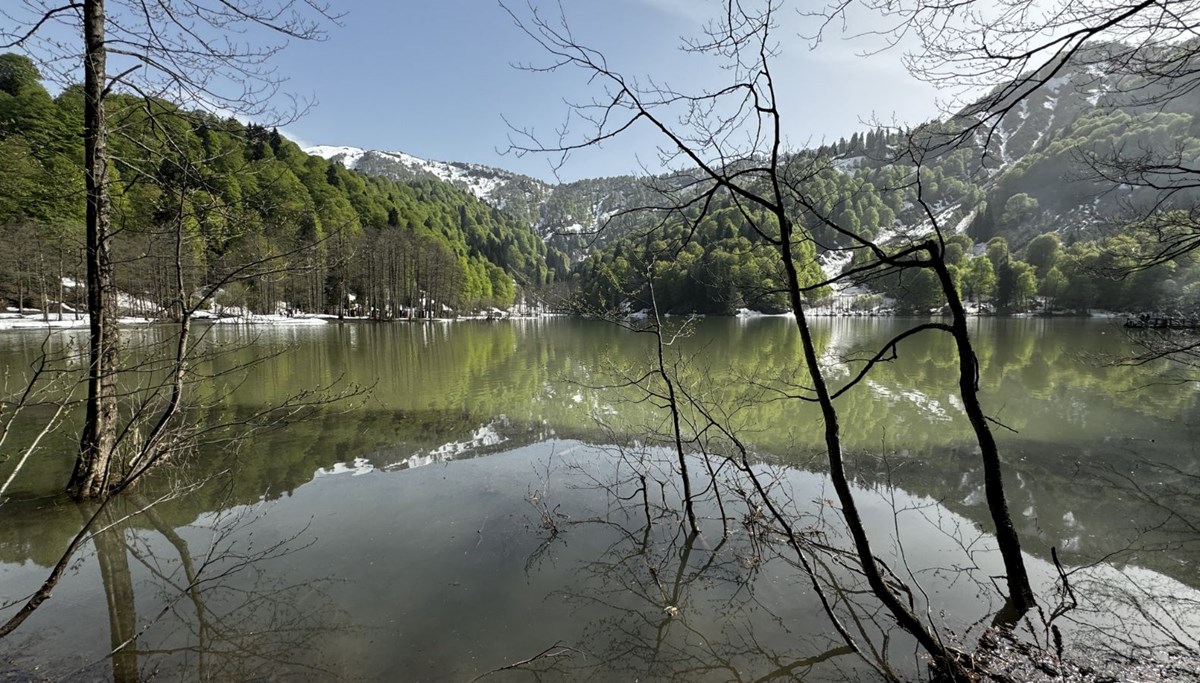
left=501, top=0, right=1052, bottom=676
left=2, top=0, right=340, bottom=501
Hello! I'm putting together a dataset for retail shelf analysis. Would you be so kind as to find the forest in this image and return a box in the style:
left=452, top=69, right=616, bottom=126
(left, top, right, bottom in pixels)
left=8, top=41, right=1197, bottom=321
left=2, top=0, right=1199, bottom=681
left=0, top=53, right=563, bottom=320
left=570, top=115, right=1200, bottom=316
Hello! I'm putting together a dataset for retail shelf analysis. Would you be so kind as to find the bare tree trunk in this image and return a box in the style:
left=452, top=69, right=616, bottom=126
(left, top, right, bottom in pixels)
left=128, top=188, right=193, bottom=480
left=70, top=0, right=120, bottom=502
left=39, top=252, right=48, bottom=323
left=779, top=221, right=961, bottom=676
left=58, top=248, right=65, bottom=321
left=648, top=276, right=698, bottom=534
left=932, top=257, right=1036, bottom=615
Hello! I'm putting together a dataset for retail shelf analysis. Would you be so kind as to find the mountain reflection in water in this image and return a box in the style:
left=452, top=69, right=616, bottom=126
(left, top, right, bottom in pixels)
left=0, top=318, right=1197, bottom=679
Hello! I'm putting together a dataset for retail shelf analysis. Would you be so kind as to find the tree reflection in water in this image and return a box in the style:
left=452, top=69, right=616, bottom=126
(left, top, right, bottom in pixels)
left=494, top=446, right=895, bottom=682
left=18, top=484, right=347, bottom=681
left=476, top=441, right=1200, bottom=682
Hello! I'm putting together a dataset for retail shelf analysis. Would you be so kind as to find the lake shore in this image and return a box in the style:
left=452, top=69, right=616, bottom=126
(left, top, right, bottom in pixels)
left=0, top=306, right=1140, bottom=331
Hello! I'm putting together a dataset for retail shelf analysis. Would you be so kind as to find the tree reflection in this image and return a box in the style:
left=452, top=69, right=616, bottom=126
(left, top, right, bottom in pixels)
left=500, top=447, right=887, bottom=682
left=92, top=505, right=138, bottom=683
left=67, top=490, right=346, bottom=681
left=496, top=439, right=1200, bottom=681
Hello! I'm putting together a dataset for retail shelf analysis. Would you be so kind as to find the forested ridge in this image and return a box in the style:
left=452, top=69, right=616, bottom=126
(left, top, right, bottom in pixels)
left=8, top=39, right=1200, bottom=320
left=569, top=44, right=1200, bottom=316
left=313, top=42, right=1200, bottom=317
left=0, top=54, right=561, bottom=318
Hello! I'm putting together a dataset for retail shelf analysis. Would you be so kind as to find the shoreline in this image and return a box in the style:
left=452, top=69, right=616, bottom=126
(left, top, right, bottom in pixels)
left=0, top=308, right=1142, bottom=332
left=0, top=310, right=566, bottom=331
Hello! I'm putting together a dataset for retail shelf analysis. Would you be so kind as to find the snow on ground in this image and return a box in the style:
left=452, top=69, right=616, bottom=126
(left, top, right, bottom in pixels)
left=818, top=249, right=854, bottom=286
left=0, top=310, right=330, bottom=330
left=1046, top=74, right=1071, bottom=94
left=831, top=155, right=865, bottom=171
left=0, top=315, right=153, bottom=330
left=993, top=122, right=1012, bottom=166
left=116, top=290, right=159, bottom=315
left=950, top=209, right=976, bottom=235
left=305, top=145, right=368, bottom=169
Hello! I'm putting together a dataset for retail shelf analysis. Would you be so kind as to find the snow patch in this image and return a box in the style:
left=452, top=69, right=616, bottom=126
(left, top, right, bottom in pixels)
left=307, top=144, right=513, bottom=204
left=818, top=249, right=854, bottom=285
left=0, top=315, right=152, bottom=330
left=832, top=155, right=865, bottom=171
left=306, top=145, right=368, bottom=169
left=1046, top=74, right=1071, bottom=94
left=389, top=423, right=507, bottom=470
left=314, top=457, right=374, bottom=478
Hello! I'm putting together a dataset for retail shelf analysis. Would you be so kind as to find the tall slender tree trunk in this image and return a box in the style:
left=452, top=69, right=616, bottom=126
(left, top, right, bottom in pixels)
left=57, top=249, right=65, bottom=321
left=39, top=252, right=49, bottom=323
left=70, top=0, right=120, bottom=501
left=777, top=220, right=961, bottom=676
left=648, top=276, right=698, bottom=534
left=932, top=257, right=1036, bottom=614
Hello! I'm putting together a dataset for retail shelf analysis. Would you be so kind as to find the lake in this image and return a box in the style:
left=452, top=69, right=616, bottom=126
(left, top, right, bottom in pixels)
left=0, top=317, right=1197, bottom=681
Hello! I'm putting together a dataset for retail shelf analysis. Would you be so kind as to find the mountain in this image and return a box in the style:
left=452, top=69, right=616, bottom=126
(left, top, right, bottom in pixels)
left=0, top=54, right=561, bottom=318
left=305, top=145, right=536, bottom=208
left=306, top=44, right=1200, bottom=315
left=307, top=55, right=1149, bottom=254
left=305, top=145, right=663, bottom=260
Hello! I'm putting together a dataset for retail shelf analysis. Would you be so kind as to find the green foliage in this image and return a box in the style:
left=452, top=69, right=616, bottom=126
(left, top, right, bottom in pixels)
left=0, top=54, right=40, bottom=96
left=1024, top=233, right=1061, bottom=278
left=572, top=203, right=825, bottom=315
left=0, top=59, right=555, bottom=314
left=964, top=256, right=997, bottom=303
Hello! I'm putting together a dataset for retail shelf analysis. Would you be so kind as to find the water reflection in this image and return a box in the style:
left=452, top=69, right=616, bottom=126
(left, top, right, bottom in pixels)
left=1, top=439, right=1197, bottom=680
left=516, top=451, right=869, bottom=681
left=2, top=318, right=1199, bottom=679
left=0, top=486, right=345, bottom=681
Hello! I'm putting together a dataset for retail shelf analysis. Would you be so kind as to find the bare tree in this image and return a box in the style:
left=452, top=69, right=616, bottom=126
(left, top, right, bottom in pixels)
left=814, top=0, right=1200, bottom=357
left=2, top=0, right=340, bottom=501
left=500, top=1, right=1060, bottom=676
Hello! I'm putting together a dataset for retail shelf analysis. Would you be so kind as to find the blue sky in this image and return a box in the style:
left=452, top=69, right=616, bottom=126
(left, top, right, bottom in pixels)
left=7, top=0, right=944, bottom=182
left=271, top=0, right=943, bottom=181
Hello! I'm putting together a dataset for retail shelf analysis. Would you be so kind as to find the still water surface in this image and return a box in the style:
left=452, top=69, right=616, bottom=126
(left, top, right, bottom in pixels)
left=0, top=317, right=1197, bottom=680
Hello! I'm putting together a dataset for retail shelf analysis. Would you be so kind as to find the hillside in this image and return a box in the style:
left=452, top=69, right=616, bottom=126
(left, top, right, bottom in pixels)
left=5, top=42, right=1192, bottom=319
left=306, top=144, right=661, bottom=260
left=305, top=44, right=1200, bottom=315
left=0, top=54, right=559, bottom=318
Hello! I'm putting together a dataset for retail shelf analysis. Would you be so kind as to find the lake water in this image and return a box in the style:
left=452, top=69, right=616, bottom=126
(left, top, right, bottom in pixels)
left=0, top=317, right=1197, bottom=680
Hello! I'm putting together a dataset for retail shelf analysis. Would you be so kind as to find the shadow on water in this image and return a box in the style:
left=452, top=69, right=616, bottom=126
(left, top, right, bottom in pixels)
left=1, top=434, right=1197, bottom=680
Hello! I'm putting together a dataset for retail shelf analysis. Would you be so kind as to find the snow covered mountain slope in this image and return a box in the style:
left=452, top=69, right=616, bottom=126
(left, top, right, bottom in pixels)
left=305, top=144, right=659, bottom=259
left=306, top=145, right=532, bottom=205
